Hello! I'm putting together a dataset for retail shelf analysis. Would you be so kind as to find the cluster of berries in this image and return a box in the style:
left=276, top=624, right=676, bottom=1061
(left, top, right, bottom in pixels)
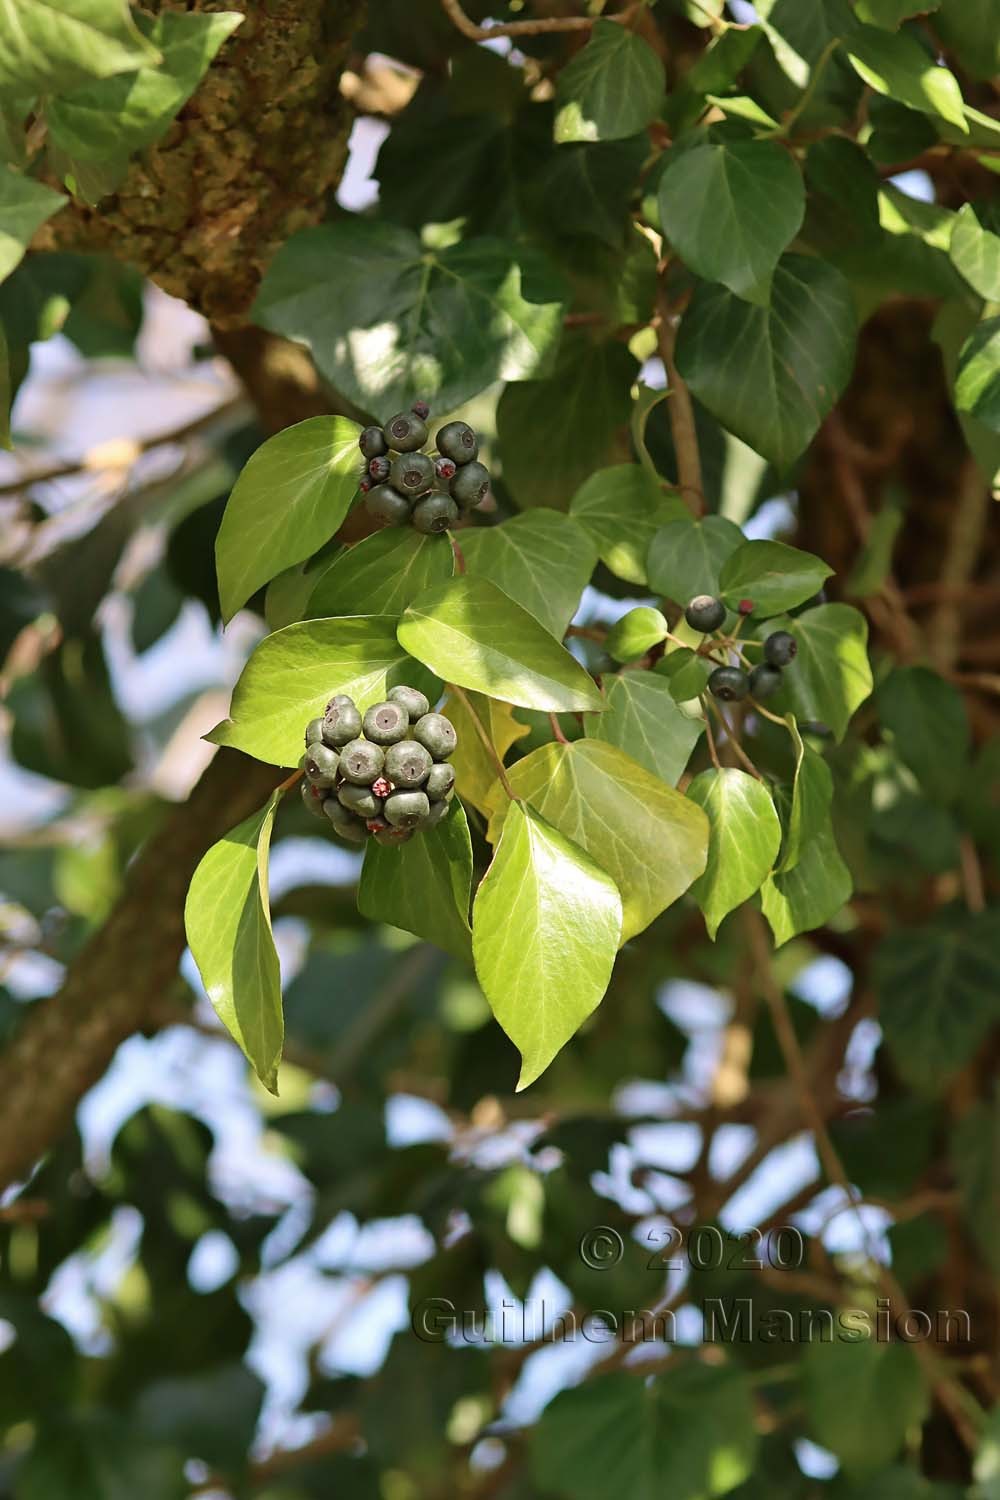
left=357, top=402, right=490, bottom=535
left=684, top=594, right=797, bottom=703
left=300, top=685, right=458, bottom=846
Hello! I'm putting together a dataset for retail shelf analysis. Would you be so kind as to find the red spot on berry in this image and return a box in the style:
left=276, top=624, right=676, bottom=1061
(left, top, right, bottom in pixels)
left=371, top=776, right=392, bottom=798
left=359, top=474, right=373, bottom=492
left=367, top=818, right=388, bottom=833
left=411, top=399, right=430, bottom=420
left=738, top=598, right=754, bottom=616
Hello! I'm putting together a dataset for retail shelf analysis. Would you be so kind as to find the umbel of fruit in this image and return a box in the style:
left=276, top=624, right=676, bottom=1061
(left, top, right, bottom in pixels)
left=300, top=686, right=458, bottom=846
left=357, top=404, right=490, bottom=533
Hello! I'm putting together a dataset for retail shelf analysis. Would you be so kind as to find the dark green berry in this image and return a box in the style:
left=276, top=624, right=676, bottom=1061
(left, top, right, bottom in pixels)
left=413, top=712, right=457, bottom=760
left=412, top=494, right=458, bottom=534
left=764, top=631, right=797, bottom=667
left=365, top=484, right=411, bottom=528
left=323, top=698, right=362, bottom=748
left=384, top=789, right=430, bottom=829
left=305, top=717, right=325, bottom=747
left=301, top=779, right=327, bottom=818
left=338, top=782, right=382, bottom=819
left=363, top=700, right=409, bottom=745
left=359, top=426, right=387, bottom=460
left=749, top=663, right=784, bottom=700
left=374, top=826, right=413, bottom=846
left=387, top=684, right=430, bottom=722
left=384, top=412, right=427, bottom=452
left=684, top=595, right=726, bottom=633
left=425, top=762, right=455, bottom=801
left=436, top=421, right=478, bottom=465
left=708, top=666, right=750, bottom=702
left=303, top=743, right=340, bottom=786
left=420, top=797, right=450, bottom=831
left=390, top=451, right=434, bottom=497
left=384, top=739, right=433, bottom=788
left=339, top=738, right=385, bottom=785
left=324, top=799, right=367, bottom=843
left=450, top=461, right=490, bottom=510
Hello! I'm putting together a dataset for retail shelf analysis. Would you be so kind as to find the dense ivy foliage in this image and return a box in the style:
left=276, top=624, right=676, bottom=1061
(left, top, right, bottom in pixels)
left=0, top=0, right=999, bottom=1496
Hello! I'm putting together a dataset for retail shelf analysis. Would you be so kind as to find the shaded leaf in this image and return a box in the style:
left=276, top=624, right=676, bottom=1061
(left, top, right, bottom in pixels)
left=359, top=797, right=473, bottom=962
left=554, top=20, right=664, bottom=144
left=308, top=528, right=454, bottom=620
left=803, top=1339, right=928, bottom=1477
left=878, top=665, right=969, bottom=804
left=719, top=539, right=832, bottom=618
left=443, top=688, right=530, bottom=816
left=760, top=822, right=851, bottom=944
left=955, top=316, right=1000, bottom=433
left=759, top=603, right=873, bottom=740
left=845, top=24, right=968, bottom=132
left=0, top=164, right=65, bottom=285
left=647, top=515, right=745, bottom=603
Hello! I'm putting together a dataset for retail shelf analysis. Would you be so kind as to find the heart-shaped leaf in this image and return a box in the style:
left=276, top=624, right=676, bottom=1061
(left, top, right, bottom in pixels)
left=758, top=603, right=873, bottom=740
left=208, top=616, right=440, bottom=767
left=554, top=20, right=664, bottom=143
left=686, top=768, right=782, bottom=937
left=585, top=672, right=703, bottom=785
left=359, top=797, right=473, bottom=962
left=185, top=788, right=283, bottom=1092
left=571, top=463, right=688, bottom=586
left=253, top=218, right=567, bottom=417
left=719, top=539, right=832, bottom=617
left=308, top=528, right=455, bottom=620
left=461, top=510, right=597, bottom=637
left=398, top=576, right=604, bottom=712
left=647, top=515, right=745, bottom=603
left=473, top=798, right=622, bottom=1088
left=216, top=416, right=363, bottom=623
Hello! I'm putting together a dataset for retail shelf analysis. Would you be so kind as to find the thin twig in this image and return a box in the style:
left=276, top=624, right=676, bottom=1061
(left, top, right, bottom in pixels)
left=448, top=682, right=520, bottom=801
left=448, top=531, right=467, bottom=575
left=439, top=0, right=594, bottom=40
left=958, top=835, right=986, bottom=915
left=549, top=711, right=569, bottom=745
left=701, top=696, right=722, bottom=770
left=706, top=698, right=764, bottom=781
left=655, top=284, right=704, bottom=517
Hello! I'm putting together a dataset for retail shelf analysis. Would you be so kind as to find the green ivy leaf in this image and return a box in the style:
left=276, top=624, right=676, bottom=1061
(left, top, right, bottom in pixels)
left=46, top=11, right=242, bottom=163
left=875, top=908, right=1000, bottom=1095
left=658, top=139, right=805, bottom=305
left=953, top=1096, right=1000, bottom=1276
left=444, top=689, right=530, bottom=815
left=0, top=317, right=10, bottom=449
left=359, top=797, right=473, bottom=962
left=17, top=1411, right=187, bottom=1500
left=553, top=20, right=664, bottom=144
left=949, top=203, right=1000, bottom=301
left=184, top=788, right=283, bottom=1092
left=473, top=798, right=622, bottom=1088
left=208, top=616, right=439, bottom=767
left=397, top=576, right=603, bottom=712
left=955, top=316, right=1000, bottom=433
left=523, top=135, right=648, bottom=249
left=0, top=0, right=162, bottom=94
left=777, top=716, right=833, bottom=874
left=215, top=416, right=363, bottom=624
left=490, top=738, right=709, bottom=942
left=934, top=0, right=1000, bottom=81
left=656, top=644, right=714, bottom=702
left=878, top=665, right=969, bottom=804
left=845, top=25, right=968, bottom=132
left=308, top=528, right=454, bottom=621
left=803, top=1340, right=929, bottom=1477
left=605, top=607, right=667, bottom=663
left=254, top=218, right=567, bottom=417
left=719, top=539, right=833, bottom=617
left=676, top=255, right=857, bottom=470
left=0, top=165, right=66, bottom=285
left=532, top=1364, right=758, bottom=1500
left=761, top=603, right=873, bottom=740
left=646, top=515, right=745, bottom=603
left=686, top=768, right=782, bottom=938
left=760, top=821, right=851, bottom=944
left=585, top=671, right=703, bottom=785
left=571, top=463, right=689, bottom=586
left=460, top=509, right=597, bottom=637
left=853, top=0, right=940, bottom=25
left=498, top=338, right=638, bottom=513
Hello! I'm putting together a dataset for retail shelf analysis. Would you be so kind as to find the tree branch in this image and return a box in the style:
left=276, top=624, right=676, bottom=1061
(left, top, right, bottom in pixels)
left=439, top=0, right=595, bottom=40
left=655, top=286, right=704, bottom=517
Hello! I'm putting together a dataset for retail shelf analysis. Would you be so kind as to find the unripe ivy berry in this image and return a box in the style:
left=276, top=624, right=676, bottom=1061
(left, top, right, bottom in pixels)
left=324, top=797, right=367, bottom=841
left=411, top=399, right=431, bottom=421
left=434, top=456, right=457, bottom=483
left=363, top=700, right=410, bottom=745
left=304, top=717, right=325, bottom=747
left=413, top=494, right=459, bottom=534
left=763, top=631, right=797, bottom=667
left=420, top=798, right=450, bottom=831
left=383, top=411, right=428, bottom=452
left=708, top=666, right=750, bottom=702
left=339, top=782, right=382, bottom=819
left=384, top=789, right=430, bottom=829
left=436, top=421, right=478, bottom=465
left=384, top=739, right=433, bottom=788
left=323, top=697, right=362, bottom=748
left=339, top=738, right=385, bottom=785
left=390, top=452, right=434, bottom=496
left=425, top=762, right=455, bottom=801
left=359, top=426, right=387, bottom=460
left=365, top=484, right=411, bottom=528
left=450, top=461, right=490, bottom=509
left=684, top=595, right=726, bottom=633
left=304, top=743, right=340, bottom=786
left=413, top=712, right=457, bottom=760
left=368, top=454, right=391, bottom=482
left=374, top=826, right=413, bottom=846
left=749, top=663, right=784, bottom=700
left=388, top=684, right=430, bottom=722
left=301, top=780, right=327, bottom=818
left=738, top=598, right=755, bottom=617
